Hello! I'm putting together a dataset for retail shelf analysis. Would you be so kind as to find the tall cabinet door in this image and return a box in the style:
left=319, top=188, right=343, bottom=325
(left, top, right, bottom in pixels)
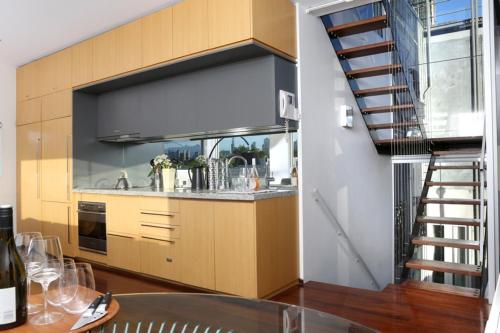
left=41, top=202, right=75, bottom=257
left=41, top=117, right=72, bottom=203
left=180, top=200, right=215, bottom=290
left=17, top=123, right=42, bottom=232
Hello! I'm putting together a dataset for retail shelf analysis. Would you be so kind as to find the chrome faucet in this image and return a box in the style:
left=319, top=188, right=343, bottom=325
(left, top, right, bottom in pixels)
left=227, top=155, right=248, bottom=177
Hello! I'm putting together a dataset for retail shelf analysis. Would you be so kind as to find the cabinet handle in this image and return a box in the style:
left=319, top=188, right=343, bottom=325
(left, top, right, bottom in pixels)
left=140, top=211, right=175, bottom=217
left=66, top=135, right=70, bottom=201
left=36, top=137, right=41, bottom=199
left=108, top=233, right=134, bottom=239
left=67, top=206, right=71, bottom=245
left=140, top=223, right=175, bottom=230
left=165, top=258, right=173, bottom=263
left=140, top=235, right=175, bottom=244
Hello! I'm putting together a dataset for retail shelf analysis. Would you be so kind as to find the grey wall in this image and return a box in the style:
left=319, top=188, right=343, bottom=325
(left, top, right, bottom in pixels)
left=297, top=2, right=393, bottom=290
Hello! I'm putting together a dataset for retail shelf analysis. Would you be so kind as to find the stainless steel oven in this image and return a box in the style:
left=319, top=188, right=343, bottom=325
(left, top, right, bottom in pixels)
left=78, top=201, right=107, bottom=254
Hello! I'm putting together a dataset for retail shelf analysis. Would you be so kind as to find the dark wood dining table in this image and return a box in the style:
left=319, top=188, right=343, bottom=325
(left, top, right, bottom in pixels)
left=90, top=293, right=377, bottom=333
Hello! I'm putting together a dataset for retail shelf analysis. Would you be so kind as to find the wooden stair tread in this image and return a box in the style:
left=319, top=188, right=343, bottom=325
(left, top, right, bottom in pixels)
left=402, top=280, right=480, bottom=298
left=328, top=16, right=388, bottom=37
left=361, top=104, right=414, bottom=114
left=368, top=121, right=419, bottom=130
left=412, top=236, right=479, bottom=250
left=430, top=165, right=480, bottom=170
left=416, top=216, right=480, bottom=226
left=405, top=259, right=481, bottom=276
left=433, top=149, right=481, bottom=156
left=422, top=198, right=482, bottom=205
left=426, top=181, right=480, bottom=187
left=346, top=64, right=402, bottom=78
left=337, top=40, right=395, bottom=58
left=354, top=85, right=408, bottom=97
left=374, top=137, right=423, bottom=145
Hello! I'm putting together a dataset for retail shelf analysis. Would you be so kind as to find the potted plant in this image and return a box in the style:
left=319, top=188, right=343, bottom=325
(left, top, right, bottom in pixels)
left=149, top=154, right=176, bottom=191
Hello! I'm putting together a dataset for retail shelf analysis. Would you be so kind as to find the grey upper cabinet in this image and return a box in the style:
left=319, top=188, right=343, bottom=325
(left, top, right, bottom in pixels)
left=76, top=54, right=297, bottom=142
left=138, top=55, right=296, bottom=139
left=97, top=86, right=142, bottom=139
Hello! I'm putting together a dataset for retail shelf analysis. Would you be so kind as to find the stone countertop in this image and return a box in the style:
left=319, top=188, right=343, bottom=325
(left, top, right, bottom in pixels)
left=73, top=187, right=298, bottom=201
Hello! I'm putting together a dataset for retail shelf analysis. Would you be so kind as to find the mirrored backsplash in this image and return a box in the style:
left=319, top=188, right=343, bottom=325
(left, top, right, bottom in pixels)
left=74, top=132, right=298, bottom=190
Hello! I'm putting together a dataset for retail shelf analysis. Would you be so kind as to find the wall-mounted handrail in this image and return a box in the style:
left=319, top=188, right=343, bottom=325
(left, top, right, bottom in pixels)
left=479, top=117, right=487, bottom=264
left=311, top=188, right=381, bottom=290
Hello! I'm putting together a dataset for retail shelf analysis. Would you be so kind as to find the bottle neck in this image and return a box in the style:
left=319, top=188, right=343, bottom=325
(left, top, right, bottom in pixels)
left=0, top=227, right=14, bottom=242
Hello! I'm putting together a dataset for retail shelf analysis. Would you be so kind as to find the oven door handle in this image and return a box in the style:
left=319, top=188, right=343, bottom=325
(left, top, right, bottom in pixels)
left=77, top=210, right=106, bottom=215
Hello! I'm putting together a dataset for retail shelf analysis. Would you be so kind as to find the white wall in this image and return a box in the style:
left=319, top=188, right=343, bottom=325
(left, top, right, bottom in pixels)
left=297, top=3, right=394, bottom=290
left=0, top=62, right=17, bottom=212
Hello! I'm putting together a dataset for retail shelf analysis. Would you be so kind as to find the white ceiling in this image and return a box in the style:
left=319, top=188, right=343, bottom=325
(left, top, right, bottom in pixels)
left=0, top=0, right=181, bottom=67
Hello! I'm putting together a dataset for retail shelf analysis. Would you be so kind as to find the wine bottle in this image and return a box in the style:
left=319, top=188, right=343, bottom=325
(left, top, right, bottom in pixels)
left=249, top=158, right=260, bottom=190
left=0, top=205, right=27, bottom=330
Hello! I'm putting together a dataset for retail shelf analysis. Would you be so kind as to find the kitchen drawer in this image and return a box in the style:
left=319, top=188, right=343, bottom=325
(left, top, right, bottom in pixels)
left=139, top=210, right=180, bottom=226
left=139, top=222, right=181, bottom=240
left=140, top=197, right=179, bottom=213
left=139, top=234, right=180, bottom=281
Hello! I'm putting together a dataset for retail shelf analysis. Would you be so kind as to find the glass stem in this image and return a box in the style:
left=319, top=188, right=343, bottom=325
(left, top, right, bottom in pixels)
left=42, top=283, right=49, bottom=314
left=27, top=278, right=31, bottom=302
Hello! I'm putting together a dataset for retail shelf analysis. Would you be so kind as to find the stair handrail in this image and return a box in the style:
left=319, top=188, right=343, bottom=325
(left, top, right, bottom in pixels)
left=312, top=188, right=381, bottom=290
left=479, top=118, right=487, bottom=264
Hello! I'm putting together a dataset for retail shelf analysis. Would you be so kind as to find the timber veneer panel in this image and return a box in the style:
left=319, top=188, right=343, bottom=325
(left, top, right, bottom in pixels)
left=208, top=0, right=252, bottom=49
left=172, top=0, right=209, bottom=58
left=142, top=7, right=173, bottom=67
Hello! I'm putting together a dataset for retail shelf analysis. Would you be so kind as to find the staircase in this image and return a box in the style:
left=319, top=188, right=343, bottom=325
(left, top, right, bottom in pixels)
left=321, top=1, right=425, bottom=154
left=402, top=147, right=487, bottom=298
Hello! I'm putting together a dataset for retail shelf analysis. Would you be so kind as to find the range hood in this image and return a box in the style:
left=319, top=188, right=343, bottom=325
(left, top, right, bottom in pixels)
left=98, top=133, right=143, bottom=143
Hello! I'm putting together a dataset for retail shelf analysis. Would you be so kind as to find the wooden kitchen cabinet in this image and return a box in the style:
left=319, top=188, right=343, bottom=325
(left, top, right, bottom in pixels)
left=71, top=39, right=94, bottom=87
left=41, top=116, right=72, bottom=203
left=208, top=0, right=252, bottom=49
left=106, top=195, right=140, bottom=235
left=17, top=98, right=42, bottom=126
left=251, top=0, right=297, bottom=58
left=214, top=201, right=257, bottom=297
left=172, top=0, right=209, bottom=58
left=139, top=235, right=181, bottom=281
left=107, top=234, right=141, bottom=272
left=92, top=30, right=116, bottom=80
left=142, top=7, right=173, bottom=67
left=17, top=122, right=42, bottom=233
left=213, top=197, right=299, bottom=298
left=180, top=200, right=215, bottom=290
left=93, top=20, right=142, bottom=81
left=42, top=89, right=72, bottom=121
left=41, top=201, right=76, bottom=256
left=115, top=20, right=142, bottom=75
left=17, top=61, right=40, bottom=101
left=38, top=48, right=72, bottom=96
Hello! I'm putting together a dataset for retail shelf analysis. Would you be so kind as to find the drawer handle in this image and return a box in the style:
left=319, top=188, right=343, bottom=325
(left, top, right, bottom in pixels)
left=140, top=223, right=175, bottom=230
left=140, top=211, right=175, bottom=217
left=140, top=235, right=175, bottom=244
left=108, top=233, right=134, bottom=239
left=165, top=258, right=173, bottom=263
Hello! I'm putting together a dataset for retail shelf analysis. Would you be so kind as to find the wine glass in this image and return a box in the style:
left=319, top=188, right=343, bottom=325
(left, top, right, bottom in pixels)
left=14, top=232, right=43, bottom=314
left=27, top=236, right=64, bottom=325
left=62, top=263, right=96, bottom=314
left=47, top=258, right=76, bottom=307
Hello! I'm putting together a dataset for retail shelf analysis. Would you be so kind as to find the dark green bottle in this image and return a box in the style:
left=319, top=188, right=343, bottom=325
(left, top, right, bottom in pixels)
left=0, top=205, right=27, bottom=330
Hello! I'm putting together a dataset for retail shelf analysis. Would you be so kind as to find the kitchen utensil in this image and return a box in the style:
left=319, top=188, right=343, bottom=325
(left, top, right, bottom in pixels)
left=71, top=292, right=112, bottom=331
